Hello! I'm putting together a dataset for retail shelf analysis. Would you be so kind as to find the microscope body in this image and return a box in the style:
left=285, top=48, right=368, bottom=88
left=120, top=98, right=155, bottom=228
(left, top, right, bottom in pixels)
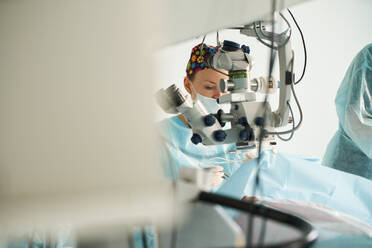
left=157, top=23, right=294, bottom=151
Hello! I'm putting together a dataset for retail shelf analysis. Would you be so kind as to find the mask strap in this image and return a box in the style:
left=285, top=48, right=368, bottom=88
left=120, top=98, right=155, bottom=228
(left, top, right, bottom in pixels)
left=189, top=80, right=198, bottom=99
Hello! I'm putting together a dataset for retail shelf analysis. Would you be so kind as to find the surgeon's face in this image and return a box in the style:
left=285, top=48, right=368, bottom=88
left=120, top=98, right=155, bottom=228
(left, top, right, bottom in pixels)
left=184, top=68, right=228, bottom=100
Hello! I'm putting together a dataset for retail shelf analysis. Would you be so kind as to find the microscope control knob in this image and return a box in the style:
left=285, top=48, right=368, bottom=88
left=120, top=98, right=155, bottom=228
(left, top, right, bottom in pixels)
left=204, top=114, right=216, bottom=127
left=213, top=130, right=227, bottom=142
left=239, top=129, right=251, bottom=141
left=238, top=117, right=248, bottom=126
left=191, top=133, right=202, bottom=145
left=255, top=117, right=264, bottom=127
left=241, top=44, right=250, bottom=54
left=223, top=40, right=240, bottom=51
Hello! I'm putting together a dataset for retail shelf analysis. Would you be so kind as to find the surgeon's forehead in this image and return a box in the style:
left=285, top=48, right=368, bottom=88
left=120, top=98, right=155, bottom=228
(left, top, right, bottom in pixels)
left=195, top=68, right=228, bottom=82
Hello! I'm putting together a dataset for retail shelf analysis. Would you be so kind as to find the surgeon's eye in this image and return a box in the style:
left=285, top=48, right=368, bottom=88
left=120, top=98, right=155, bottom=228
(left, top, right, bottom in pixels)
left=204, top=85, right=216, bottom=90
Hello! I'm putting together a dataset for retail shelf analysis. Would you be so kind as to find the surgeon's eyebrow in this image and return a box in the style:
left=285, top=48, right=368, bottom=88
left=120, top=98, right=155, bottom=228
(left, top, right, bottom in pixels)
left=205, top=80, right=217, bottom=85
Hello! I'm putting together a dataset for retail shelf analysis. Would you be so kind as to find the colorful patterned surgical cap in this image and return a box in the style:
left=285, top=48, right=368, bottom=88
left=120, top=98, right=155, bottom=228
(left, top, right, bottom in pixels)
left=186, top=43, right=218, bottom=78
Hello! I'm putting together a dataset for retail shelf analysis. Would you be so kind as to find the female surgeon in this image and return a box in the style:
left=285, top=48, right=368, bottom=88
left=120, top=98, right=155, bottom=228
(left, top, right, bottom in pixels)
left=323, top=43, right=372, bottom=180
left=158, top=43, right=253, bottom=188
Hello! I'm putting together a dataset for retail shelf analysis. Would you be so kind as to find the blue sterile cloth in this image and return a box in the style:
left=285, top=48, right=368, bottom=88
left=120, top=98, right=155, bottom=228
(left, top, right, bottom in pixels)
left=157, top=116, right=246, bottom=180
left=217, top=151, right=372, bottom=247
left=323, top=43, right=372, bottom=180
left=313, top=231, right=372, bottom=248
left=218, top=151, right=372, bottom=225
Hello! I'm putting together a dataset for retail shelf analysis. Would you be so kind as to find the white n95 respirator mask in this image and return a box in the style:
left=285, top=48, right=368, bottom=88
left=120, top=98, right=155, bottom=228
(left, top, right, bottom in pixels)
left=196, top=93, right=221, bottom=114
left=190, top=83, right=230, bottom=114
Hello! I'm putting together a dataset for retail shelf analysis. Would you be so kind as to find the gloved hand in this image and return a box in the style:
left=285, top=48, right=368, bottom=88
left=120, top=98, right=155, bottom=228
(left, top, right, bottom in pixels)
left=207, top=166, right=225, bottom=187
left=242, top=195, right=260, bottom=203
left=243, top=149, right=258, bottom=162
left=242, top=146, right=278, bottom=163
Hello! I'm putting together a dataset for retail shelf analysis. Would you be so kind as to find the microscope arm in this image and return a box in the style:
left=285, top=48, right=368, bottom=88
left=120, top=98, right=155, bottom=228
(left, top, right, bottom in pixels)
left=240, top=26, right=294, bottom=127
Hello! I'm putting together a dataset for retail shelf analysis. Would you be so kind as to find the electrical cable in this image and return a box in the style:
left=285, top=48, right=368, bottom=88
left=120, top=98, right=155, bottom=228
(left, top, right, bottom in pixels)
left=277, top=100, right=296, bottom=141
left=265, top=80, right=303, bottom=135
left=287, top=8, right=307, bottom=85
left=259, top=12, right=291, bottom=42
left=253, top=12, right=291, bottom=50
left=254, top=22, right=275, bottom=49
left=264, top=55, right=304, bottom=136
left=210, top=66, right=230, bottom=77
left=257, top=21, right=272, bottom=39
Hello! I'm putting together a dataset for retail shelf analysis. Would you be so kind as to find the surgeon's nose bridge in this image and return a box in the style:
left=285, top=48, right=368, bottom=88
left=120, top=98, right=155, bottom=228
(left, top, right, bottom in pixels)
left=212, top=88, right=222, bottom=99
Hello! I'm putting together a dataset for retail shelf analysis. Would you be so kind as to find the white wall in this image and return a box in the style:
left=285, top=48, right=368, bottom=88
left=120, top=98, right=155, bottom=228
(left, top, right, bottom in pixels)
left=0, top=0, right=171, bottom=232
left=154, top=0, right=372, bottom=158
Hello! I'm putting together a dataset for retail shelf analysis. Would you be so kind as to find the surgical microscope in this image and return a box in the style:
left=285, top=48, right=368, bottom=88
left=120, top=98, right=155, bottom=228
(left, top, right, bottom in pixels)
left=156, top=20, right=297, bottom=152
